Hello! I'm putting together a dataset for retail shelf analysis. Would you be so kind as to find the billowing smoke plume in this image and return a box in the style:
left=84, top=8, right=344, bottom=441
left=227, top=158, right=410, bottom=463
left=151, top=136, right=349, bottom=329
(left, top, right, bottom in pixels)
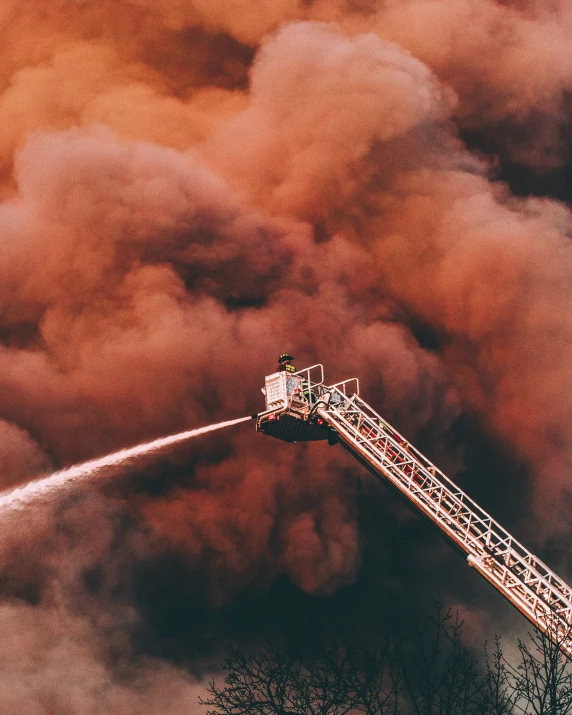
left=0, top=0, right=571, bottom=710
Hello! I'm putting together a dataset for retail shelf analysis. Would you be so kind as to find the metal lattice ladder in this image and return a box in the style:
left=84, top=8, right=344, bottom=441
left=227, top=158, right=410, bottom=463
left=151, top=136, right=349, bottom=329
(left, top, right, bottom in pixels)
left=311, top=377, right=572, bottom=656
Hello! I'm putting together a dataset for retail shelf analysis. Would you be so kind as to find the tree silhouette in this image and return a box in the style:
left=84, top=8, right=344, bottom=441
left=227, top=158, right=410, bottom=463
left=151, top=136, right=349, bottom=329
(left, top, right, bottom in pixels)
left=476, top=637, right=516, bottom=715
left=200, top=604, right=572, bottom=715
left=200, top=639, right=401, bottom=715
left=508, top=618, right=572, bottom=715
left=399, top=601, right=480, bottom=715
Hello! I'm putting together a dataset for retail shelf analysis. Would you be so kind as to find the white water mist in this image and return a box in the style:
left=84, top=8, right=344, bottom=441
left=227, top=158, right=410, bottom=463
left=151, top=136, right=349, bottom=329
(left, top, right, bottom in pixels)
left=0, top=416, right=253, bottom=514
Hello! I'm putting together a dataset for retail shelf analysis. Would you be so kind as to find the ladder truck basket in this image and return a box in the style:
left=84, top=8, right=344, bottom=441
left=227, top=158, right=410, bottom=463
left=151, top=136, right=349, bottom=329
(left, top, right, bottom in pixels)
left=258, top=364, right=338, bottom=444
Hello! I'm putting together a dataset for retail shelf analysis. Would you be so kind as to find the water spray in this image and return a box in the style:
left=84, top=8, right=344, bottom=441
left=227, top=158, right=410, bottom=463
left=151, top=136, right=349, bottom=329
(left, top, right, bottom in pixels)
left=0, top=415, right=254, bottom=515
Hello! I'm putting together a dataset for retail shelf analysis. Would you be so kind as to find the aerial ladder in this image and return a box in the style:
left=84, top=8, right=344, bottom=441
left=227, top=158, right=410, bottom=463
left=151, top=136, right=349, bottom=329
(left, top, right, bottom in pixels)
left=256, top=364, right=572, bottom=657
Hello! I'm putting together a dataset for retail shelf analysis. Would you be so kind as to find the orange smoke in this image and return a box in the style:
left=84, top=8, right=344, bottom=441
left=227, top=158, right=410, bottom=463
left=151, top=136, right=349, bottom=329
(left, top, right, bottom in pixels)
left=0, top=0, right=571, bottom=709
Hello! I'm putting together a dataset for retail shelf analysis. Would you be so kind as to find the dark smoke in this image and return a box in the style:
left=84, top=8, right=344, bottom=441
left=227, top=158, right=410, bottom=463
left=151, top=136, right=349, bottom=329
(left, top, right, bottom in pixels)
left=0, top=0, right=571, bottom=711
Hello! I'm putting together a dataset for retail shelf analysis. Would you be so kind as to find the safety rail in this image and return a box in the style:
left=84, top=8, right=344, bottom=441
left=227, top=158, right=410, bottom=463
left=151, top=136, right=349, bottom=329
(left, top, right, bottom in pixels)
left=294, top=364, right=325, bottom=391
left=331, top=378, right=360, bottom=397
left=316, top=385, right=572, bottom=656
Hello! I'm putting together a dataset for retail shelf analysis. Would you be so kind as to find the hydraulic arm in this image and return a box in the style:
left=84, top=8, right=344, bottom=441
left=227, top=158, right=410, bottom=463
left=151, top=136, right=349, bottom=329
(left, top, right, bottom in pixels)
left=257, top=365, right=572, bottom=657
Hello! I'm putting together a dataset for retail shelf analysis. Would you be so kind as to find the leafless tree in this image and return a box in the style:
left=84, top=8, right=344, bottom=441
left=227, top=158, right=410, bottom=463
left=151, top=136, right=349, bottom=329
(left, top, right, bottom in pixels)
left=200, top=639, right=401, bottom=715
left=475, top=636, right=516, bottom=715
left=354, top=640, right=403, bottom=715
left=399, top=600, right=481, bottom=715
left=507, top=619, right=572, bottom=715
left=199, top=604, right=572, bottom=715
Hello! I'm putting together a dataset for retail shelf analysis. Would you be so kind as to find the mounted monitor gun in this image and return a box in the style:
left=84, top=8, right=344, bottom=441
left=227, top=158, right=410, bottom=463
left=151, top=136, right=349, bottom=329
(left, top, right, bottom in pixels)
left=256, top=362, right=572, bottom=658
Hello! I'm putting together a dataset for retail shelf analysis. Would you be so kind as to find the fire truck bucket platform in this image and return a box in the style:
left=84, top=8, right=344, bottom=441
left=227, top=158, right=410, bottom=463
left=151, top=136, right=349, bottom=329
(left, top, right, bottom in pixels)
left=256, top=365, right=338, bottom=444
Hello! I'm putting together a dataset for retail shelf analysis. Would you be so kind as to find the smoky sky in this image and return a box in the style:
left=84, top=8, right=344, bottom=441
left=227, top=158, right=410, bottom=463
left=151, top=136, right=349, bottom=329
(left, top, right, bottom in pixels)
left=0, top=1, right=571, bottom=712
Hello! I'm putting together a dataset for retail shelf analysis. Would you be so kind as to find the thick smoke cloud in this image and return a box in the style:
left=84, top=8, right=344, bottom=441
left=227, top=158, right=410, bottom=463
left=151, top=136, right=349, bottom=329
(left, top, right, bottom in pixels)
left=0, top=601, right=207, bottom=715
left=0, top=0, right=571, bottom=711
